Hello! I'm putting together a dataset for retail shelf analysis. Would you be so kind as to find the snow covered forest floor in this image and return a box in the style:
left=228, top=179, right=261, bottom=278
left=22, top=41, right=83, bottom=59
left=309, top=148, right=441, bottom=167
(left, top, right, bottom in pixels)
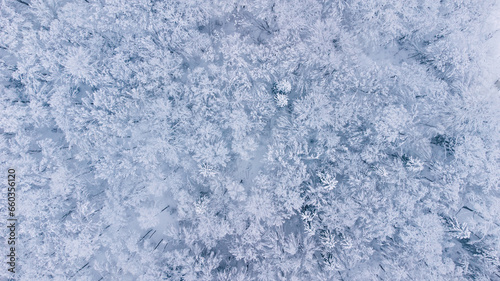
left=1, top=0, right=500, bottom=280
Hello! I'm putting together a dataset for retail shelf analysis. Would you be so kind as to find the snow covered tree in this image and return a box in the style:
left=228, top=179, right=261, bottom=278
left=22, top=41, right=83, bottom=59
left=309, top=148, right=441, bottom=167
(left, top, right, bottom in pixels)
left=1, top=0, right=499, bottom=279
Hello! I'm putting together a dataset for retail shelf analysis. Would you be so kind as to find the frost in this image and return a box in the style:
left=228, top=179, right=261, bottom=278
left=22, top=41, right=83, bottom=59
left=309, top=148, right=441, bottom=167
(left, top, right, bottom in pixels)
left=406, top=156, right=424, bottom=172
left=276, top=80, right=292, bottom=94
left=226, top=180, right=246, bottom=201
left=317, top=171, right=338, bottom=190
left=448, top=218, right=471, bottom=240
left=275, top=93, right=288, bottom=107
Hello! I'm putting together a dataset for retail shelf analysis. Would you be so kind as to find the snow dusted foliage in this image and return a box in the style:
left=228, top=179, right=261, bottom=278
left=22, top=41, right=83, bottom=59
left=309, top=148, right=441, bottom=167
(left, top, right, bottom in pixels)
left=1, top=0, right=500, bottom=280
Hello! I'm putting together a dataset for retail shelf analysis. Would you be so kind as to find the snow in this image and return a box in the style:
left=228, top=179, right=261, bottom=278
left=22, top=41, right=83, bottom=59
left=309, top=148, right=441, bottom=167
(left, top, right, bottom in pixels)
left=1, top=0, right=500, bottom=280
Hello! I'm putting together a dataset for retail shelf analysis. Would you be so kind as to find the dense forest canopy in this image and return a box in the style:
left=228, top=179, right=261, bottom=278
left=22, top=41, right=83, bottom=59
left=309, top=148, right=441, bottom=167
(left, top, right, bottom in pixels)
left=1, top=0, right=499, bottom=280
